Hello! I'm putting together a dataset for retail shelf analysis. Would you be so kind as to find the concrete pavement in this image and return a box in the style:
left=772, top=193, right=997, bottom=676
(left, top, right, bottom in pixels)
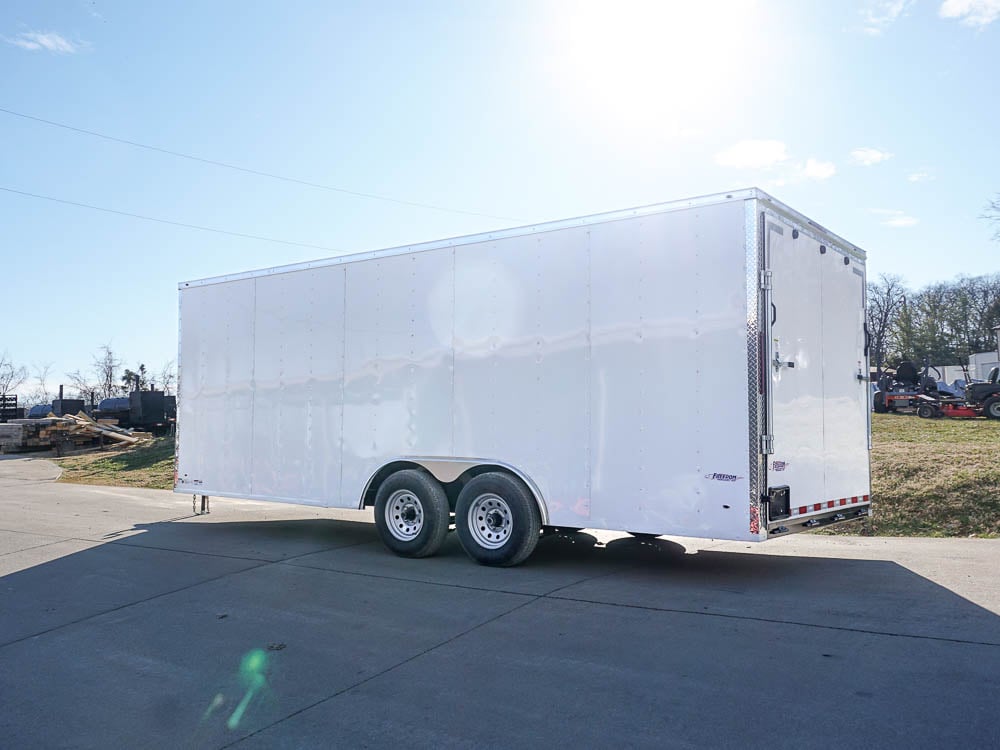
left=1, top=456, right=998, bottom=748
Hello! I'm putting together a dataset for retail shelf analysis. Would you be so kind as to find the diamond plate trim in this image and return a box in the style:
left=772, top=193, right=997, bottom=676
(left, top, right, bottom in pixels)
left=745, top=199, right=764, bottom=536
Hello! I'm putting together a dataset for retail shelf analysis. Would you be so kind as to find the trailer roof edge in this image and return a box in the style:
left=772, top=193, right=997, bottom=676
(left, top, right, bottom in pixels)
left=178, top=188, right=866, bottom=289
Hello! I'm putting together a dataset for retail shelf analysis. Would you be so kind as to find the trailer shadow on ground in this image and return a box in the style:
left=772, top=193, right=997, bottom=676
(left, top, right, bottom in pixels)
left=2, top=514, right=999, bottom=749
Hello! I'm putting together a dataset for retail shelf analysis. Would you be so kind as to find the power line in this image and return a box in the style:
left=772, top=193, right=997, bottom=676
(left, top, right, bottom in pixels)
left=0, top=105, right=516, bottom=221
left=0, top=185, right=344, bottom=254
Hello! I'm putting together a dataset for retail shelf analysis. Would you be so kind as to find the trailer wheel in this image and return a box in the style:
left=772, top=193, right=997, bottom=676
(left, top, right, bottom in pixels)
left=873, top=391, right=887, bottom=414
left=456, top=472, right=541, bottom=567
left=983, top=397, right=1000, bottom=420
left=917, top=403, right=936, bottom=419
left=374, top=470, right=450, bottom=558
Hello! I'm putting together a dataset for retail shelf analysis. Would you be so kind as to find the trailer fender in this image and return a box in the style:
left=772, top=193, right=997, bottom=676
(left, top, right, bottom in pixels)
left=360, top=458, right=549, bottom=526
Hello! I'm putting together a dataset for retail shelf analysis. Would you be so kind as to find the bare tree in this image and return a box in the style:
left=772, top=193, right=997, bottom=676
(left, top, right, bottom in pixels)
left=93, top=345, right=123, bottom=400
left=866, top=274, right=908, bottom=375
left=0, top=351, right=28, bottom=396
left=25, top=362, right=54, bottom=407
left=984, top=194, right=1000, bottom=242
left=910, top=283, right=957, bottom=364
left=66, top=369, right=100, bottom=404
left=157, top=360, right=177, bottom=395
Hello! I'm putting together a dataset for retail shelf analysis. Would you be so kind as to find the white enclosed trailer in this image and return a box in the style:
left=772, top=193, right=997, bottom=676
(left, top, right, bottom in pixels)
left=175, top=188, right=871, bottom=565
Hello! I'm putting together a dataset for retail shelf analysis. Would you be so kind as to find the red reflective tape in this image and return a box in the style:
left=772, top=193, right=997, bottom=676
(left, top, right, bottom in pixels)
left=794, top=498, right=870, bottom=515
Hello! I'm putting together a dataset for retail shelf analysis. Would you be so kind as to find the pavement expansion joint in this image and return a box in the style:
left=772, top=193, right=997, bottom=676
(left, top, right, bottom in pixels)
left=0, top=538, right=380, bottom=651
left=544, top=592, right=1000, bottom=649
left=0, top=538, right=72, bottom=559
left=219, top=563, right=645, bottom=747
left=217, top=575, right=614, bottom=747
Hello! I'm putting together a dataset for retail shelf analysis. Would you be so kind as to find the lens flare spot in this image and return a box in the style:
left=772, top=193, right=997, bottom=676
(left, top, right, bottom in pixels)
left=201, top=693, right=226, bottom=721
left=224, top=649, right=272, bottom=730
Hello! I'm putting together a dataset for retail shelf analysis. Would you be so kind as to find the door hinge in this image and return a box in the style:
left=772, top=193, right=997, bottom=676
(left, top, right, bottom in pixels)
left=760, top=434, right=774, bottom=455
left=759, top=269, right=772, bottom=290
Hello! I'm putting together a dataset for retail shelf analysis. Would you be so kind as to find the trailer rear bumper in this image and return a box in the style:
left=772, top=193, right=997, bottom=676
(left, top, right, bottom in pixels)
left=767, top=502, right=871, bottom=537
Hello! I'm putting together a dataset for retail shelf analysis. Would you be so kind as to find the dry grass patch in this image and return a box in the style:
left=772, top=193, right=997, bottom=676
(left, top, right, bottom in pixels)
left=55, top=437, right=174, bottom=490
left=829, top=413, right=1000, bottom=537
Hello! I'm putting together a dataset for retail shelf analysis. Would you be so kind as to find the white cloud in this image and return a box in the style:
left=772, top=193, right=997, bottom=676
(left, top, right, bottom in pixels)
left=872, top=208, right=919, bottom=227
left=3, top=31, right=84, bottom=54
left=714, top=140, right=789, bottom=169
left=716, top=141, right=836, bottom=184
left=939, top=0, right=1000, bottom=27
left=861, top=0, right=913, bottom=35
left=801, top=158, right=837, bottom=180
left=908, top=171, right=933, bottom=182
left=851, top=147, right=894, bottom=166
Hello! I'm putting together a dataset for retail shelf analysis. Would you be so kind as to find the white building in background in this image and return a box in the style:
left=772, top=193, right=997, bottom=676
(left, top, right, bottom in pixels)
left=969, top=351, right=1000, bottom=380
left=933, top=328, right=1000, bottom=385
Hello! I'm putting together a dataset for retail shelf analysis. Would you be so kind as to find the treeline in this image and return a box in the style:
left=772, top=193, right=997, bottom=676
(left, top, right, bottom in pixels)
left=0, top=345, right=175, bottom=408
left=867, top=272, right=1000, bottom=372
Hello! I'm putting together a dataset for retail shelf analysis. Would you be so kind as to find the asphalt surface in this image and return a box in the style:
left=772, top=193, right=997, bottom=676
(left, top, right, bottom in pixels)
left=1, top=455, right=998, bottom=749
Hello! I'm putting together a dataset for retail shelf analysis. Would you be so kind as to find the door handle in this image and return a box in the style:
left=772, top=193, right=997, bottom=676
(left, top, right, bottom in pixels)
left=771, top=302, right=777, bottom=326
left=773, top=354, right=795, bottom=370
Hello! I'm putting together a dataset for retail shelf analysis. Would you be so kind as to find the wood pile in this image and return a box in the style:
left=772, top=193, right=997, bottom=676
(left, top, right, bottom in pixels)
left=0, top=412, right=150, bottom=454
left=0, top=424, right=26, bottom=452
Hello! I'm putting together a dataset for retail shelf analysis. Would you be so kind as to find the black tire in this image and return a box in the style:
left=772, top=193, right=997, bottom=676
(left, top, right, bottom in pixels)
left=917, top=403, right=936, bottom=419
left=983, top=396, right=1000, bottom=420
left=456, top=472, right=541, bottom=567
left=873, top=391, right=887, bottom=413
left=373, top=469, right=450, bottom=558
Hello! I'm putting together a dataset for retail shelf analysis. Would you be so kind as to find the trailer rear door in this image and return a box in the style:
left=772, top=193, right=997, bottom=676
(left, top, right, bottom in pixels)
left=764, top=218, right=870, bottom=526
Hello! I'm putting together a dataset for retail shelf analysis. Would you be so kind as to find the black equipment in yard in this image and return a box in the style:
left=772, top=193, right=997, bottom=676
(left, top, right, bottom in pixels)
left=872, top=360, right=940, bottom=414
left=0, top=394, right=18, bottom=422
left=905, top=366, right=1000, bottom=421
left=95, top=389, right=176, bottom=434
left=965, top=367, right=1000, bottom=419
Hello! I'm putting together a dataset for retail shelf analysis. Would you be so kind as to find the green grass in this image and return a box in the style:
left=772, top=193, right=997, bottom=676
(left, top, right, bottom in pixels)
left=55, top=437, right=175, bottom=490
left=827, top=413, right=1000, bottom=538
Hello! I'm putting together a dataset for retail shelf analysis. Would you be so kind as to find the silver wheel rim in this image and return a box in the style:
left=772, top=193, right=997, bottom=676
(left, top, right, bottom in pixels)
left=385, top=489, right=424, bottom=541
left=467, top=493, right=513, bottom=549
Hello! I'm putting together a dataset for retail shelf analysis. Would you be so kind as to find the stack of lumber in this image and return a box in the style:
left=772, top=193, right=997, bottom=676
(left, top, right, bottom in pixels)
left=0, top=412, right=147, bottom=453
left=0, top=423, right=25, bottom=452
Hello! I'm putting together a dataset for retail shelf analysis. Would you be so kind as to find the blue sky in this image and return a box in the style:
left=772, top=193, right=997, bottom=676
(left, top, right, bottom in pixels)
left=1, top=0, right=998, bottom=397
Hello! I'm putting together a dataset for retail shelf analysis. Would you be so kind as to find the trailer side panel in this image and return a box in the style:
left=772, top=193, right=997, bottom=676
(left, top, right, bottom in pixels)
left=342, top=250, right=456, bottom=504
left=451, top=228, right=592, bottom=528
left=250, top=265, right=346, bottom=504
left=588, top=200, right=752, bottom=539
left=176, top=279, right=255, bottom=495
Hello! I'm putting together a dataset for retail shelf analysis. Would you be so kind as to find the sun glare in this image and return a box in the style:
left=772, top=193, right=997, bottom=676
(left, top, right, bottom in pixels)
left=545, top=0, right=767, bottom=142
